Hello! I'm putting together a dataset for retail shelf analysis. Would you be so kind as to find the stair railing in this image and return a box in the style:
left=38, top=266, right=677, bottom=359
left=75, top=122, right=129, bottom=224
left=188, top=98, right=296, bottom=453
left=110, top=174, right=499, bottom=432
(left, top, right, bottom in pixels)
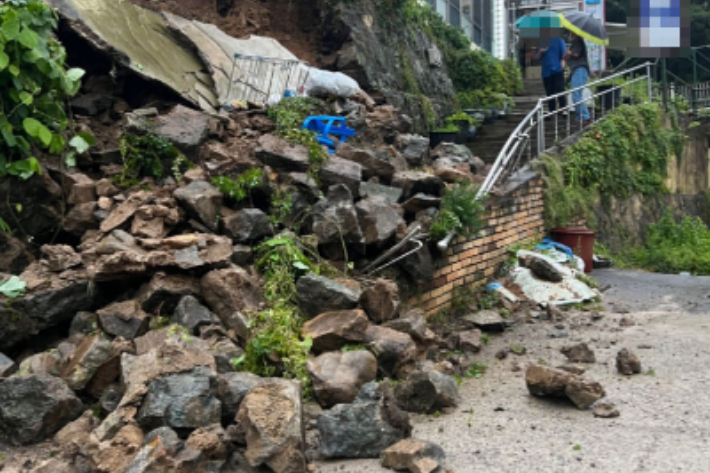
left=476, top=61, right=654, bottom=200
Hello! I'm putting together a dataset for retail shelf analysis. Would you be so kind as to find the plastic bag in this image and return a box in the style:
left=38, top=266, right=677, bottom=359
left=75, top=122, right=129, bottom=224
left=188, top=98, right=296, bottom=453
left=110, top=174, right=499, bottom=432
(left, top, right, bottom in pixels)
left=304, top=67, right=360, bottom=98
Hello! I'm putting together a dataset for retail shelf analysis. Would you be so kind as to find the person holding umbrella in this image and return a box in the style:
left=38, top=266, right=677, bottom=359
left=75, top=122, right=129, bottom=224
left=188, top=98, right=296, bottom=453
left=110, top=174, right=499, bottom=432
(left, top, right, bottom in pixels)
left=566, top=32, right=591, bottom=126
left=534, top=36, right=567, bottom=114
left=558, top=10, right=609, bottom=126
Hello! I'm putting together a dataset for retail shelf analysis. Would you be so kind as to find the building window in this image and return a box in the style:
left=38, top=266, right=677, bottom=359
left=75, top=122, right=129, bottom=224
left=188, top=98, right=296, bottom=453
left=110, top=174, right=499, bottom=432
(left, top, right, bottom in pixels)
left=449, top=5, right=461, bottom=27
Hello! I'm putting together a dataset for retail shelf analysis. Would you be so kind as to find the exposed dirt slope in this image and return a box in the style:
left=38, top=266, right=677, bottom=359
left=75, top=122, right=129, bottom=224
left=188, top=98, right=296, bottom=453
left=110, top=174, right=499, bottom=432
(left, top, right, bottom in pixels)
left=129, top=0, right=322, bottom=64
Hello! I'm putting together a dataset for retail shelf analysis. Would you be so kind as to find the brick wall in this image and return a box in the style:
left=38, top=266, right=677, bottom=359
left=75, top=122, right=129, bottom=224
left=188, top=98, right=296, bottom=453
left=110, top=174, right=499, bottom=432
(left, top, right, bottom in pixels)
left=415, top=176, right=546, bottom=315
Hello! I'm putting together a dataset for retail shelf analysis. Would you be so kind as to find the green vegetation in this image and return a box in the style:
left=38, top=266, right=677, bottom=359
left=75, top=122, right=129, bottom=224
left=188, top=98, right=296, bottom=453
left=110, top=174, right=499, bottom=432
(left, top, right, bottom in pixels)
left=430, top=181, right=487, bottom=240
left=233, top=236, right=337, bottom=396
left=0, top=0, right=89, bottom=179
left=465, top=363, right=488, bottom=379
left=380, top=0, right=521, bottom=123
left=267, top=97, right=328, bottom=177
left=575, top=273, right=600, bottom=289
left=212, top=168, right=265, bottom=204
left=267, top=96, right=320, bottom=135
left=432, top=123, right=459, bottom=133
left=563, top=103, right=683, bottom=197
left=117, top=133, right=191, bottom=186
left=445, top=112, right=481, bottom=127
left=539, top=102, right=685, bottom=229
left=623, top=211, right=710, bottom=275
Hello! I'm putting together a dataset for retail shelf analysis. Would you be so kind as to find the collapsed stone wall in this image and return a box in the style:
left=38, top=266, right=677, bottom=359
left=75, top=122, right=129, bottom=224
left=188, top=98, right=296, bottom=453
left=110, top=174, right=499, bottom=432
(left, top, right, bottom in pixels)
left=415, top=175, right=546, bottom=315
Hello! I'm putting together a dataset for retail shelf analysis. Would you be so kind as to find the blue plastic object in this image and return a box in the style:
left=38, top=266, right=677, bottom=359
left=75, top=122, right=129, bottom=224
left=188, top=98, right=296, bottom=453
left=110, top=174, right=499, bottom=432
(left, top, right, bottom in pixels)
left=302, top=116, right=356, bottom=154
left=536, top=237, right=574, bottom=258
left=486, top=282, right=503, bottom=291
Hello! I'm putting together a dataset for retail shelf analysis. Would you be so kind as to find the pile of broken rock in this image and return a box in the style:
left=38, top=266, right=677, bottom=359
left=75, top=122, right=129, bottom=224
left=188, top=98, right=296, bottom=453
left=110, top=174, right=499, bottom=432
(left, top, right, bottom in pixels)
left=0, top=4, right=500, bottom=472
left=0, top=57, right=488, bottom=473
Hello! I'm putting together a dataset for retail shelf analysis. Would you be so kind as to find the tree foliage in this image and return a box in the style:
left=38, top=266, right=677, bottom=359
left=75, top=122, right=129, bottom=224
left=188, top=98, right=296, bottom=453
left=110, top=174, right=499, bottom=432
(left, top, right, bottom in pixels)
left=0, top=0, right=86, bottom=179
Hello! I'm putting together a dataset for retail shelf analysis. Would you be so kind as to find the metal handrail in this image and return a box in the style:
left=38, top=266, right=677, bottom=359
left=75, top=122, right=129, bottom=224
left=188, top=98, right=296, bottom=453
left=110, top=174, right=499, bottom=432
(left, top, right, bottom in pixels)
left=477, top=61, right=654, bottom=199
left=363, top=224, right=426, bottom=275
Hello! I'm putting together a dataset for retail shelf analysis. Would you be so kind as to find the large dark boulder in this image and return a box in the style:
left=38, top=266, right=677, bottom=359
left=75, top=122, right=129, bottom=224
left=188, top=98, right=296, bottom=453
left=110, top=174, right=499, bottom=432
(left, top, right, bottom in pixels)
left=318, top=382, right=411, bottom=459
left=308, top=350, right=378, bottom=408
left=0, top=374, right=83, bottom=445
left=296, top=273, right=361, bottom=319
left=394, top=371, right=459, bottom=414
left=136, top=366, right=222, bottom=431
left=356, top=197, right=403, bottom=250
left=311, top=184, right=364, bottom=260
left=0, top=264, right=106, bottom=349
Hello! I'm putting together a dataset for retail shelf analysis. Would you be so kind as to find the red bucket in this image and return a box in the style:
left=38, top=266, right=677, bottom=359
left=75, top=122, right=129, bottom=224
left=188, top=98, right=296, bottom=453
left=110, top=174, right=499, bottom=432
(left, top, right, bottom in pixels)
left=550, top=227, right=596, bottom=274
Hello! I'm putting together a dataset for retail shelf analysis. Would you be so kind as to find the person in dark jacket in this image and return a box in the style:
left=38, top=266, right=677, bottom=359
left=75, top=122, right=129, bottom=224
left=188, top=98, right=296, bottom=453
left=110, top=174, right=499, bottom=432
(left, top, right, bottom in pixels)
left=566, top=32, right=591, bottom=125
left=535, top=36, right=567, bottom=114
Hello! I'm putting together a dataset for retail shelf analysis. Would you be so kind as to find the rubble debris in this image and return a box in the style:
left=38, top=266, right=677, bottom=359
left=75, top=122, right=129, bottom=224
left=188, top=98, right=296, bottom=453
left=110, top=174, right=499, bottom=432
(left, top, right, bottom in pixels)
left=321, top=157, right=363, bottom=198
left=456, top=329, right=483, bottom=353
left=356, top=197, right=404, bottom=250
left=361, top=279, right=401, bottom=324
left=308, top=350, right=378, bottom=408
left=557, top=364, right=587, bottom=375
left=136, top=272, right=202, bottom=315
left=593, top=402, right=620, bottom=418
left=363, top=325, right=417, bottom=378
left=360, top=182, right=403, bottom=204
left=235, top=379, right=306, bottom=473
left=397, top=135, right=431, bottom=168
left=0, top=374, right=83, bottom=445
left=338, top=144, right=397, bottom=180
left=391, top=171, right=445, bottom=201
left=302, top=310, right=370, bottom=353
left=311, top=185, right=365, bottom=259
left=224, top=208, right=272, bottom=243
left=616, top=348, right=642, bottom=375
left=256, top=135, right=311, bottom=173
left=216, top=372, right=264, bottom=422
left=463, top=310, right=508, bottom=331
left=61, top=335, right=114, bottom=391
left=97, top=300, right=150, bottom=340
left=296, top=273, right=361, bottom=319
left=381, top=439, right=446, bottom=473
left=518, top=250, right=567, bottom=282
left=136, top=366, right=222, bottom=430
left=525, top=365, right=605, bottom=410
left=174, top=181, right=223, bottom=231
left=560, top=343, right=596, bottom=364
left=173, top=295, right=214, bottom=333
left=201, top=267, right=265, bottom=340
left=383, top=309, right=432, bottom=345
left=394, top=370, right=460, bottom=414
left=318, top=382, right=411, bottom=459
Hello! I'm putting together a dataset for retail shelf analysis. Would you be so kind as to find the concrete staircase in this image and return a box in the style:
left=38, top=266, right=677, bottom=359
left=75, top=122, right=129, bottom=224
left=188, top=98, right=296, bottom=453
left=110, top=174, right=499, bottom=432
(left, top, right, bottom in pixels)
left=468, top=79, right=580, bottom=164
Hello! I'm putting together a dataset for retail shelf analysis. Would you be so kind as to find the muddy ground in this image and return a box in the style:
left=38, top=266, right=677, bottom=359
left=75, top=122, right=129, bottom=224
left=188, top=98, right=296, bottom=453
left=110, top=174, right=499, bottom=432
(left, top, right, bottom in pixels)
left=318, top=269, right=710, bottom=472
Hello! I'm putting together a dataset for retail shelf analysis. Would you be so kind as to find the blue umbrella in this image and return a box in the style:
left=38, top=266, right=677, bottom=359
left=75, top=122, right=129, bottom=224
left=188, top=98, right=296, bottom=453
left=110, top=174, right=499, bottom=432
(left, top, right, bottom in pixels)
left=516, top=10, right=563, bottom=29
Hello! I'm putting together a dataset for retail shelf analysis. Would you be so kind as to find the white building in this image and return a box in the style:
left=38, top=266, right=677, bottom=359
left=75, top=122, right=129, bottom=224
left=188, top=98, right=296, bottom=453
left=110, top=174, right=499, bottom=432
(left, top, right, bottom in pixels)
left=423, top=0, right=504, bottom=57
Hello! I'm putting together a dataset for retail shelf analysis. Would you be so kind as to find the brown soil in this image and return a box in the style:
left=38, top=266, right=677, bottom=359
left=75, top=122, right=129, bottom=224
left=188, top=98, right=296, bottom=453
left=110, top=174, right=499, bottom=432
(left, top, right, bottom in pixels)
left=128, top=0, right=322, bottom=64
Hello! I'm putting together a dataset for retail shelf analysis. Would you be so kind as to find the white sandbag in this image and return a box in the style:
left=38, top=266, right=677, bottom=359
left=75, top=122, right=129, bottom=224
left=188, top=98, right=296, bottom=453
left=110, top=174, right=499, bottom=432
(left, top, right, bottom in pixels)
left=304, top=67, right=360, bottom=98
